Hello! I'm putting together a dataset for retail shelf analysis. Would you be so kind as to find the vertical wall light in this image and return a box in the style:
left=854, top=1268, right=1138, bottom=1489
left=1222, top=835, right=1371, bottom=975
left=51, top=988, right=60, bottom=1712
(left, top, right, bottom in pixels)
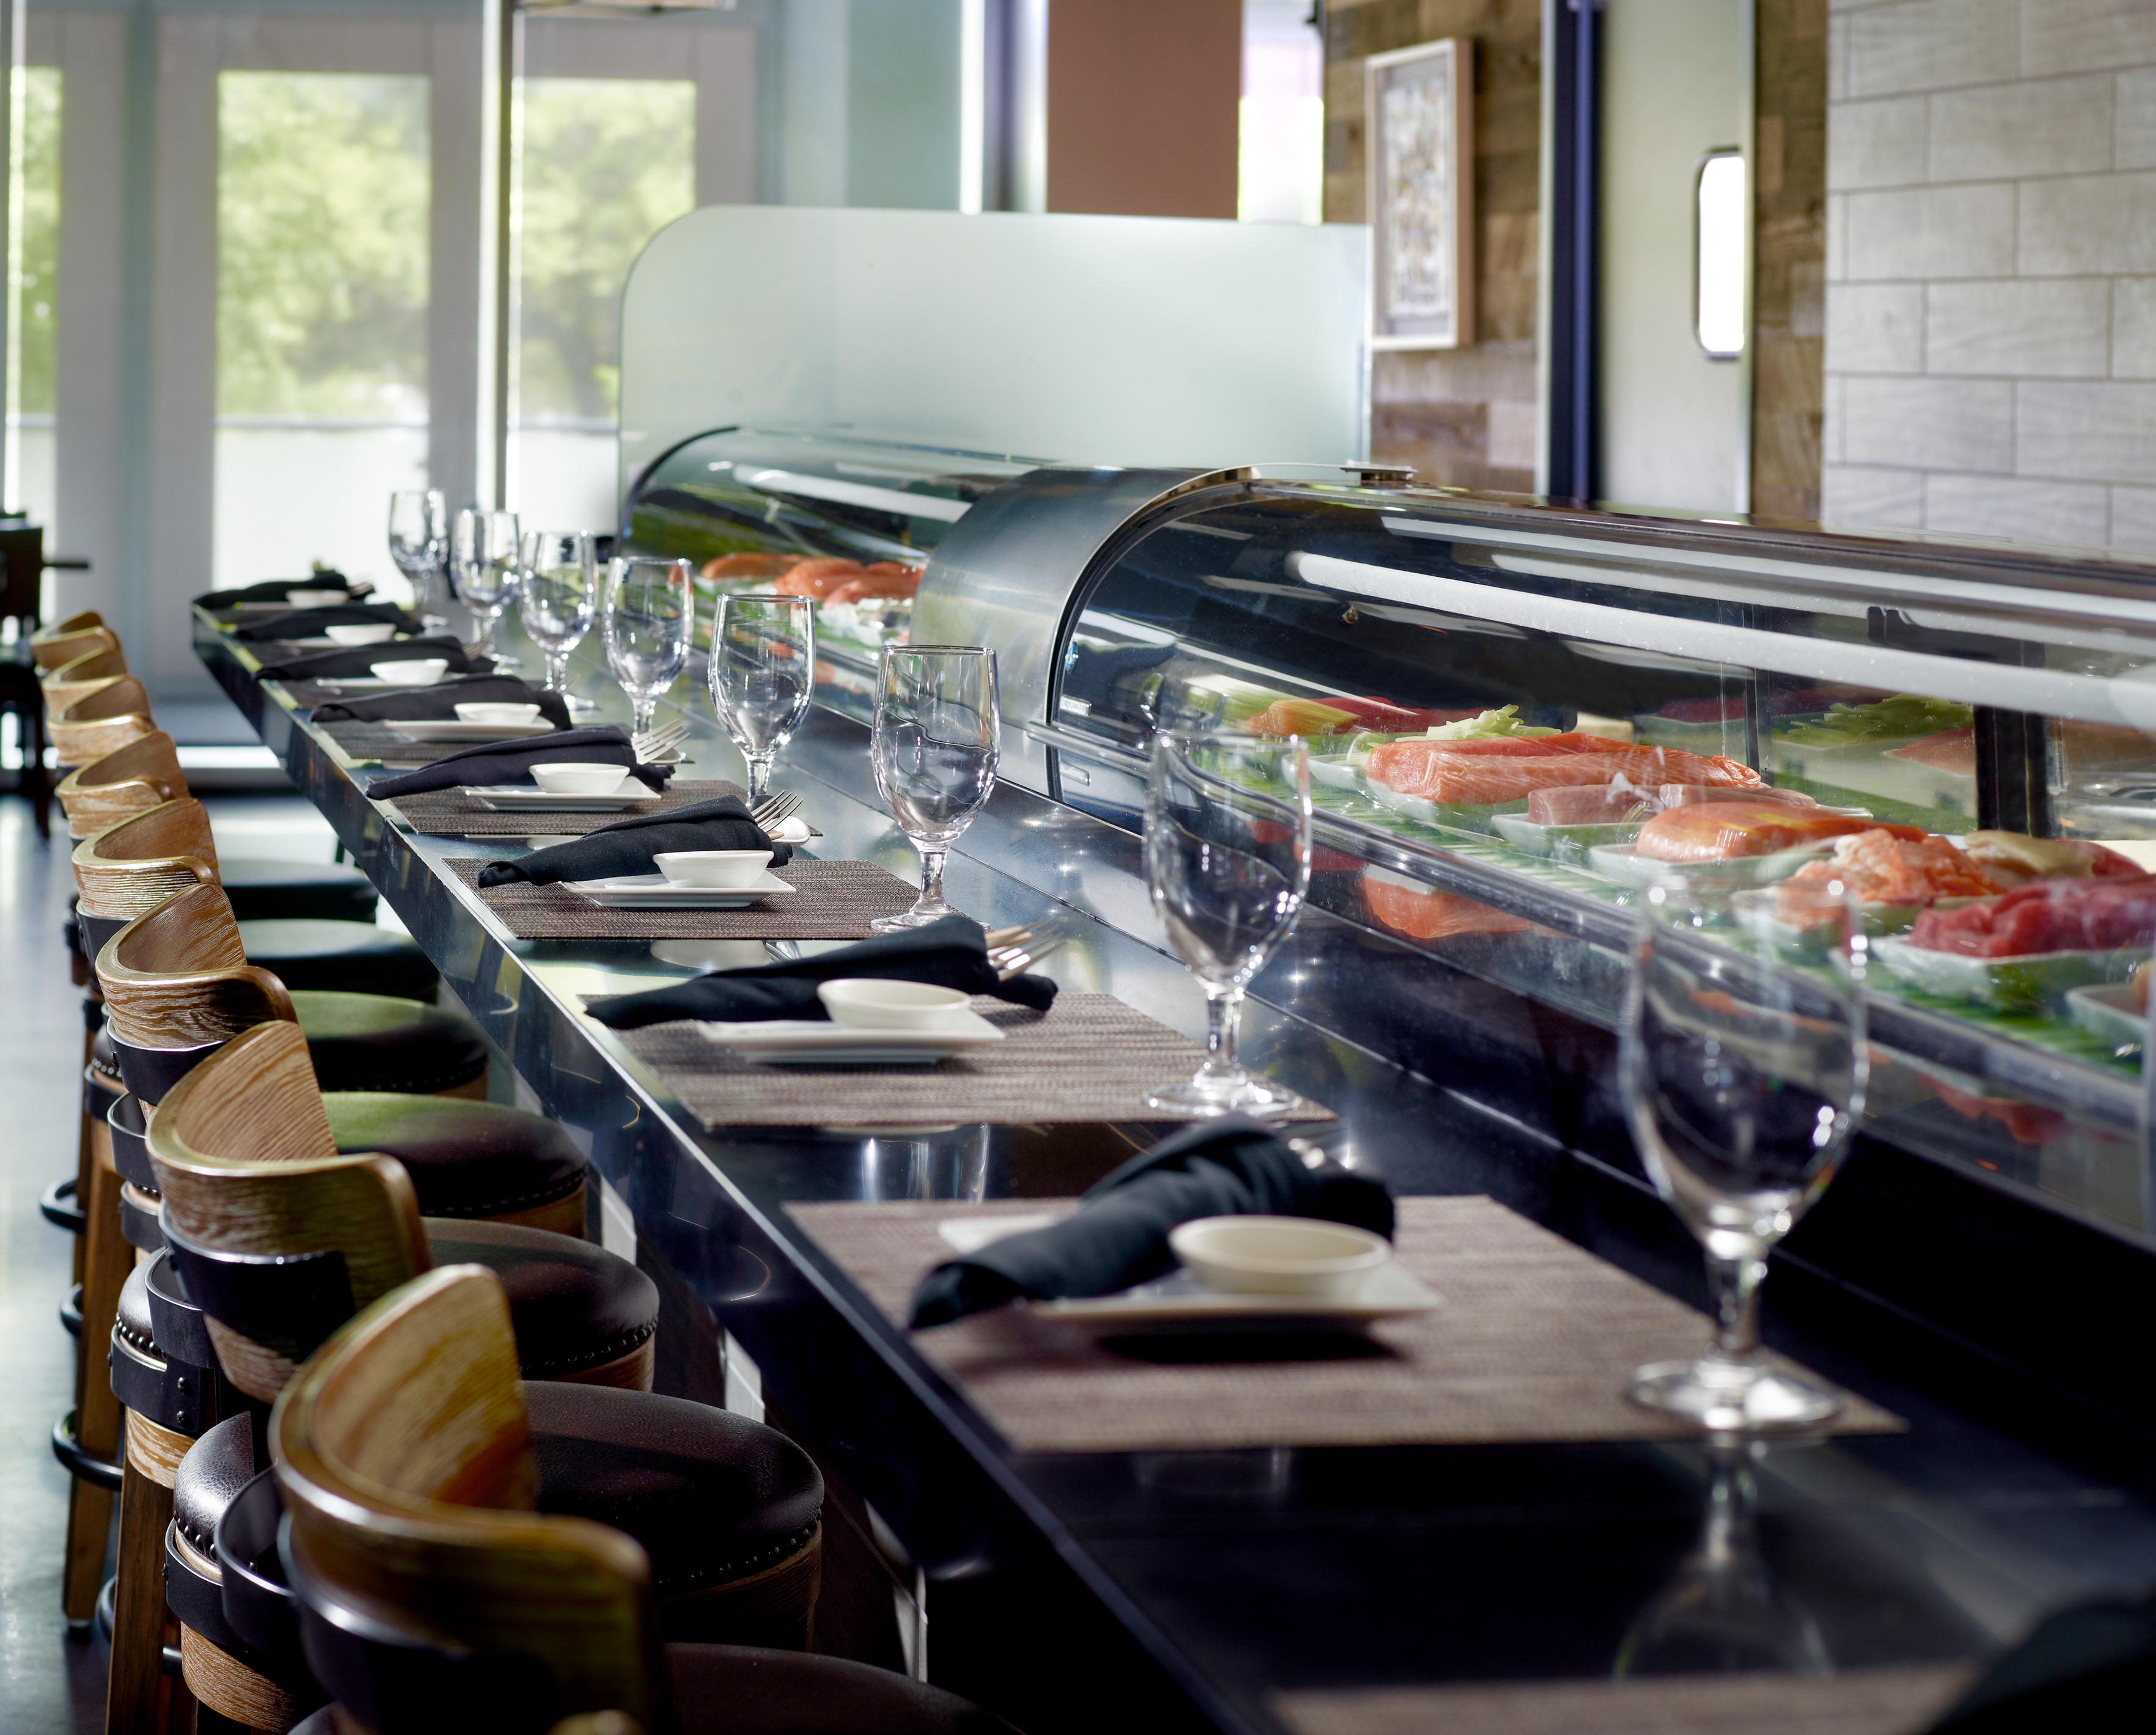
left=959, top=0, right=985, bottom=214
left=1695, top=149, right=1745, bottom=359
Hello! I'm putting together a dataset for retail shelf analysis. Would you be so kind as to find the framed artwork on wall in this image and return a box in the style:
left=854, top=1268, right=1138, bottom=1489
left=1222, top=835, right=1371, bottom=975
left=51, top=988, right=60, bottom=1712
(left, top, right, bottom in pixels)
left=1366, top=38, right=1474, bottom=351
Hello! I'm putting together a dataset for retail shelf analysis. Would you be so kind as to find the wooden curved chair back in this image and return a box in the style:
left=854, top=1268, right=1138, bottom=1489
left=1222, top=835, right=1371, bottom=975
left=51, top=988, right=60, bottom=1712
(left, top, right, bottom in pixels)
left=97, top=881, right=293, bottom=1052
left=31, top=611, right=115, bottom=670
left=55, top=732, right=188, bottom=838
left=149, top=1021, right=430, bottom=1401
left=273, top=1266, right=659, bottom=1729
left=43, top=646, right=130, bottom=713
left=51, top=674, right=155, bottom=765
left=73, top=796, right=220, bottom=921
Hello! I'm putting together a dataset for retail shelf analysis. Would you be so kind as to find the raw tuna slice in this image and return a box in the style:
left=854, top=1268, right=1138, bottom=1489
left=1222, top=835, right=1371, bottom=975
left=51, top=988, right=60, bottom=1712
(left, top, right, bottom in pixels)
left=1909, top=875, right=2156, bottom=957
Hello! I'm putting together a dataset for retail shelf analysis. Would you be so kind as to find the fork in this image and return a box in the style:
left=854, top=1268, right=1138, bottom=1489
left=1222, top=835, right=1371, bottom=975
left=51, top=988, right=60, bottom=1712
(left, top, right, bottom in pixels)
left=751, top=790, right=803, bottom=831
left=632, top=720, right=689, bottom=759
left=989, top=930, right=1068, bottom=981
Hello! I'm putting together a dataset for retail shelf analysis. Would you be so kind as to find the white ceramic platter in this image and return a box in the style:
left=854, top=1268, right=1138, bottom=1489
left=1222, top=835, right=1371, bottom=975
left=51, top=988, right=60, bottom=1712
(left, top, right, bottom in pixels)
left=386, top=720, right=560, bottom=743
left=695, top=1010, right=1003, bottom=1066
left=1022, top=1263, right=1442, bottom=1334
left=566, top=870, right=796, bottom=909
left=470, top=785, right=658, bottom=813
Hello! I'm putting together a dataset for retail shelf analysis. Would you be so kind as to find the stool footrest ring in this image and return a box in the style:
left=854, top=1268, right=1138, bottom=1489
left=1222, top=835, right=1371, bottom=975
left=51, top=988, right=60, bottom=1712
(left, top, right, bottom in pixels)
left=39, top=1175, right=86, bottom=1234
left=51, top=1411, right=125, bottom=1492
left=60, top=1283, right=83, bottom=1338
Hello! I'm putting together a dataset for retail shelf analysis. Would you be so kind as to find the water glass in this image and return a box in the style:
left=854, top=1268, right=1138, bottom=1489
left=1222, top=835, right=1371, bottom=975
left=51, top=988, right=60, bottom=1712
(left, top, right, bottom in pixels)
left=603, top=556, right=694, bottom=737
left=709, top=595, right=815, bottom=805
left=1142, top=730, right=1312, bottom=1118
left=869, top=646, right=999, bottom=931
left=386, top=490, right=448, bottom=628
left=452, top=508, right=522, bottom=667
left=518, top=530, right=596, bottom=697
left=1620, top=878, right=1866, bottom=1432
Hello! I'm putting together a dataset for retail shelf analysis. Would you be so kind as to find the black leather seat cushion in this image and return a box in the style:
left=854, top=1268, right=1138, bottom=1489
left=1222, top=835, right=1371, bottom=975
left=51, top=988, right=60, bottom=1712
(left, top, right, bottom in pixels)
left=661, top=1645, right=1015, bottom=1734
left=425, top=1220, right=658, bottom=1382
left=219, top=857, right=378, bottom=925
left=292, top=991, right=488, bottom=1095
left=523, top=1383, right=822, bottom=1596
left=89, top=1023, right=120, bottom=1085
left=116, top=1263, right=156, bottom=1363
left=174, top=1412, right=257, bottom=1571
left=324, top=1093, right=584, bottom=1222
left=238, top=919, right=438, bottom=1002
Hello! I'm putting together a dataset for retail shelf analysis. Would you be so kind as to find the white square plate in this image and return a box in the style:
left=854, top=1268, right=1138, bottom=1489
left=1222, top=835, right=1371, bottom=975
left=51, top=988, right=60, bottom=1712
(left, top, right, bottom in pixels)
left=1024, top=1263, right=1440, bottom=1333
left=387, top=720, right=560, bottom=743
left=695, top=1009, right=1004, bottom=1066
left=566, top=870, right=797, bottom=909
left=470, top=785, right=659, bottom=812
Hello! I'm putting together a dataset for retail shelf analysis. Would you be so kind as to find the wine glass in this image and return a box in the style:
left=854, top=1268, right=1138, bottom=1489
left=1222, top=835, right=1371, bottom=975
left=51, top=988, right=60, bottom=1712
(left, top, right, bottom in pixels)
left=603, top=556, right=694, bottom=738
left=709, top=595, right=815, bottom=805
left=518, top=530, right=596, bottom=699
left=1142, top=730, right=1311, bottom=1118
left=386, top=490, right=447, bottom=629
left=1621, top=877, right=1866, bottom=1432
left=452, top=508, right=522, bottom=668
left=868, top=646, right=999, bottom=931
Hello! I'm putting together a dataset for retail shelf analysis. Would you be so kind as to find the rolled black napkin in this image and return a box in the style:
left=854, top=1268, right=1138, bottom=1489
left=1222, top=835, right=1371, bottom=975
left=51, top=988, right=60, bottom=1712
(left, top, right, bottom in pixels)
left=310, top=674, right=569, bottom=728
left=909, top=1118, right=1395, bottom=1328
left=583, top=912, right=1057, bottom=1028
left=475, top=796, right=788, bottom=887
left=232, top=602, right=415, bottom=641
left=1926, top=1590, right=2156, bottom=1730
left=367, top=725, right=670, bottom=799
left=254, top=636, right=479, bottom=681
left=198, top=571, right=361, bottom=609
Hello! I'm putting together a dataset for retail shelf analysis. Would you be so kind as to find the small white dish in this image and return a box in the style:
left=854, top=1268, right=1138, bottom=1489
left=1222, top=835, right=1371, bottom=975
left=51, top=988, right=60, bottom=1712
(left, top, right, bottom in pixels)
left=324, top=623, right=398, bottom=647
left=654, top=848, right=772, bottom=888
left=468, top=783, right=656, bottom=813
left=455, top=702, right=543, bottom=726
left=285, top=589, right=345, bottom=608
left=816, top=978, right=972, bottom=1030
left=695, top=1011, right=1003, bottom=1066
left=371, top=658, right=450, bottom=686
left=567, top=871, right=796, bottom=909
left=386, top=719, right=559, bottom=743
left=530, top=762, right=634, bottom=798
left=1168, top=1215, right=1392, bottom=1299
left=1022, top=1262, right=1440, bottom=1335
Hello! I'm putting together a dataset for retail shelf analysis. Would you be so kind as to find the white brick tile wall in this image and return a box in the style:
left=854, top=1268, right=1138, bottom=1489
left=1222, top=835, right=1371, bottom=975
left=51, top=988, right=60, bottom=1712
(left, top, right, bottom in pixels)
left=1846, top=183, right=2016, bottom=279
left=1926, top=279, right=2110, bottom=376
left=2113, top=277, right=2156, bottom=376
left=2019, top=172, right=2156, bottom=275
left=2018, top=381, right=2156, bottom=483
left=1822, top=464, right=1926, bottom=526
left=1929, top=75, right=2114, bottom=181
left=1924, top=472, right=2110, bottom=544
left=1847, top=0, right=2020, bottom=101
left=2110, top=484, right=2156, bottom=551
left=1827, top=192, right=1849, bottom=282
left=1825, top=375, right=1846, bottom=464
left=2118, top=68, right=2156, bottom=168
left=1828, top=10, right=1851, bottom=104
left=1845, top=376, right=2015, bottom=470
left=1830, top=95, right=1929, bottom=188
left=2025, top=0, right=2156, bottom=79
left=1827, top=282, right=1926, bottom=371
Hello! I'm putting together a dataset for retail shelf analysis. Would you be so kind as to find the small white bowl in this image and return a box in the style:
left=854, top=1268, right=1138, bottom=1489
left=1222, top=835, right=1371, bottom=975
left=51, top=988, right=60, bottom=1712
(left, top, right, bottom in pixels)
left=653, top=848, right=772, bottom=888
left=531, top=763, right=635, bottom=797
left=324, top=623, right=398, bottom=647
left=1168, top=1216, right=1392, bottom=1299
left=285, top=589, right=345, bottom=608
left=816, top=978, right=972, bottom=1030
left=370, top=658, right=450, bottom=686
left=455, top=702, right=543, bottom=725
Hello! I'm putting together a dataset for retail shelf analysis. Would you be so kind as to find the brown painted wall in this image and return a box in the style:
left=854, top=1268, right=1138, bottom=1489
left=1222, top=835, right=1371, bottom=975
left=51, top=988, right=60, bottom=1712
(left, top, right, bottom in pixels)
left=1751, top=0, right=1828, bottom=524
left=1326, top=0, right=1541, bottom=493
left=1047, top=0, right=1242, bottom=219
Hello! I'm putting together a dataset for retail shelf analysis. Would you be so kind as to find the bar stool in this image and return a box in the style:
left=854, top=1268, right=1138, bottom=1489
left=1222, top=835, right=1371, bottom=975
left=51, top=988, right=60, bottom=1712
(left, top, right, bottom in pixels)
left=274, top=1266, right=1003, bottom=1735
left=43, top=643, right=130, bottom=715
left=1, top=649, right=51, bottom=838
left=51, top=673, right=155, bottom=768
left=153, top=1024, right=827, bottom=1726
left=31, top=609, right=118, bottom=671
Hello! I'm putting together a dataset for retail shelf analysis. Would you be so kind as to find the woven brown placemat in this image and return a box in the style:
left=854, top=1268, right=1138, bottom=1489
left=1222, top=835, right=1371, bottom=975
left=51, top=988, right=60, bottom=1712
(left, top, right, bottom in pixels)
left=1272, top=1667, right=1973, bottom=1735
left=446, top=854, right=917, bottom=939
left=316, top=721, right=461, bottom=766
left=618, top=993, right=1333, bottom=1128
left=784, top=1195, right=1903, bottom=1451
left=389, top=779, right=743, bottom=836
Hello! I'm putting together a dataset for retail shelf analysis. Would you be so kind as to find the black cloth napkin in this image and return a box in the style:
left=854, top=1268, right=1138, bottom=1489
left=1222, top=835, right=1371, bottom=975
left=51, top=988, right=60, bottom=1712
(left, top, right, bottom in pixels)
left=255, top=637, right=479, bottom=681
left=310, top=674, right=569, bottom=728
left=367, top=725, right=670, bottom=800
left=583, top=912, right=1057, bottom=1028
left=475, top=796, right=787, bottom=887
left=1927, top=1590, right=2156, bottom=1730
left=232, top=603, right=414, bottom=641
left=909, top=1118, right=1395, bottom=1327
left=198, top=571, right=362, bottom=609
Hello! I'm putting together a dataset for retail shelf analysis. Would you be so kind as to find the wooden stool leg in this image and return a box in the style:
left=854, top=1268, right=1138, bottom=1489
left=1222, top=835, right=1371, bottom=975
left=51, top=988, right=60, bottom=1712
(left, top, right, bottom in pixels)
left=62, top=1114, right=130, bottom=1623
left=74, top=1026, right=96, bottom=1288
left=106, top=1458, right=197, bottom=1735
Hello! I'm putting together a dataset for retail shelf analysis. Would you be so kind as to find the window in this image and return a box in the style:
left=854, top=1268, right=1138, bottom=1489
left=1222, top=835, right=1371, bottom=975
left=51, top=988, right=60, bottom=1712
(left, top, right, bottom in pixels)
left=213, top=71, right=431, bottom=591
left=8, top=64, right=60, bottom=528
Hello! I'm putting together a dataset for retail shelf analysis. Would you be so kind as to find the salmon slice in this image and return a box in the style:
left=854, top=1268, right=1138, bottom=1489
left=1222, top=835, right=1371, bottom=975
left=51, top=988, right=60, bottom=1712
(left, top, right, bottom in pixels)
left=1366, top=738, right=1761, bottom=805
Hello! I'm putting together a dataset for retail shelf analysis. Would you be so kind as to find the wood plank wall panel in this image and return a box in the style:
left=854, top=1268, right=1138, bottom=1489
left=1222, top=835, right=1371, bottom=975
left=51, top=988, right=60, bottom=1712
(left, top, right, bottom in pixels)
left=1753, top=0, right=1830, bottom=523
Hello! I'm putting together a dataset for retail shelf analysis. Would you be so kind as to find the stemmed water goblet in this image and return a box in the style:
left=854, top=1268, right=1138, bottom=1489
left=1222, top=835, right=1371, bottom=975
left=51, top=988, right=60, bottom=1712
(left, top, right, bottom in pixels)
left=708, top=595, right=815, bottom=805
left=1141, top=730, right=1312, bottom=1118
left=868, top=646, right=999, bottom=931
left=387, top=489, right=448, bottom=631
left=602, top=556, right=694, bottom=738
left=1620, top=876, right=1866, bottom=1432
left=518, top=530, right=596, bottom=702
left=452, top=508, right=522, bottom=668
